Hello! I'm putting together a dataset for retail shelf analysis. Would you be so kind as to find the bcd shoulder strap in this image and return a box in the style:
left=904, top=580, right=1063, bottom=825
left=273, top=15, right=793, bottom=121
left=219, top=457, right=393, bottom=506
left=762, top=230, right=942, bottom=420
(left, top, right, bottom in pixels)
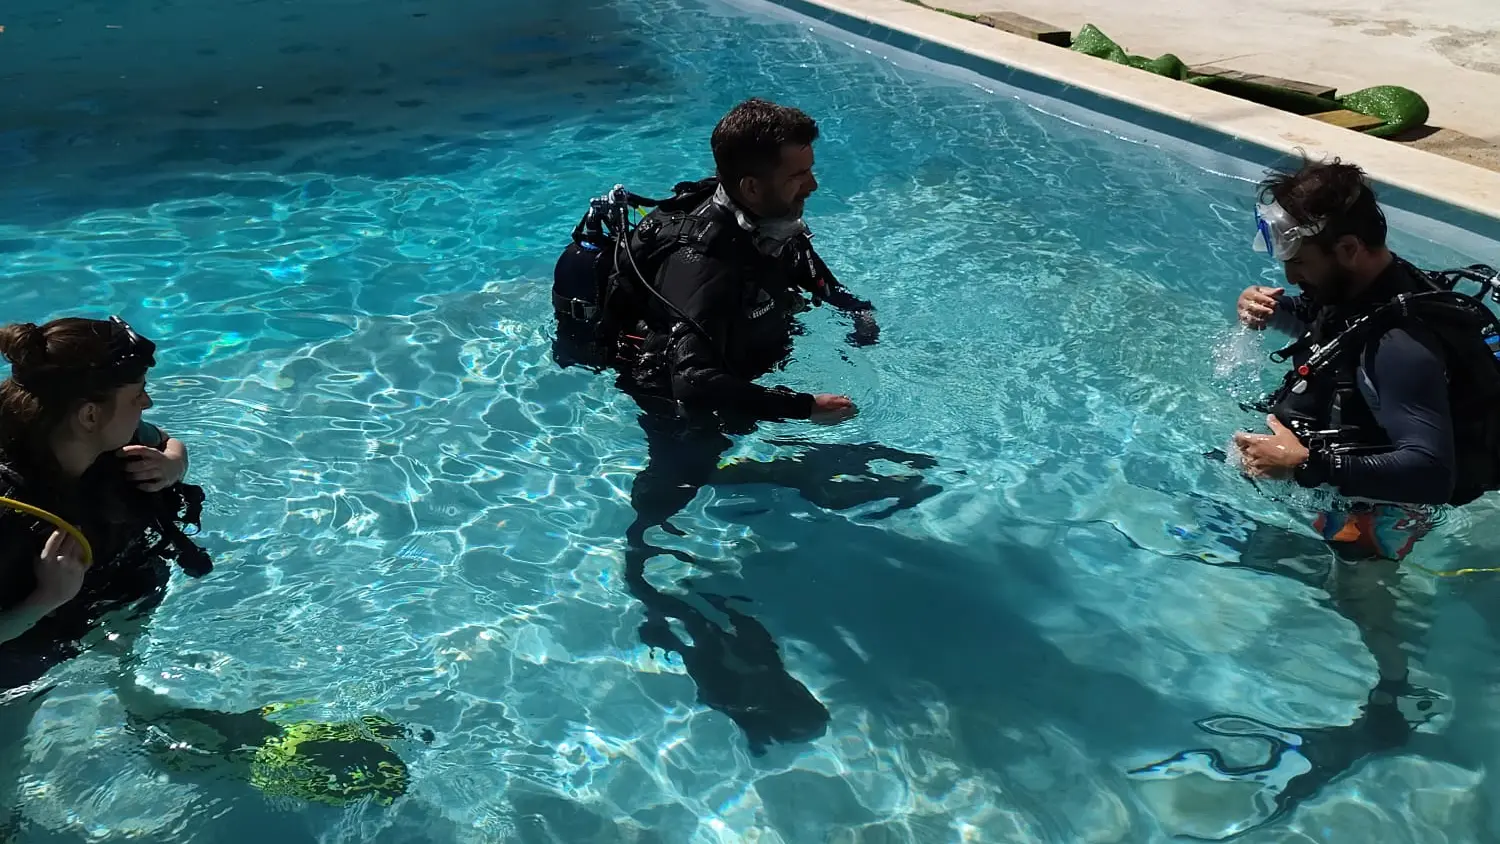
left=658, top=177, right=720, bottom=212
left=625, top=199, right=742, bottom=293
left=1255, top=288, right=1497, bottom=414
left=1294, top=291, right=1492, bottom=381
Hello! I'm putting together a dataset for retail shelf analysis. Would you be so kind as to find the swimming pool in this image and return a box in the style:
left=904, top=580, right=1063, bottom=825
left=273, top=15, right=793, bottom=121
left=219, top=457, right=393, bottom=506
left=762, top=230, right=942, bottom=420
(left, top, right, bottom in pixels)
left=5, top=0, right=1500, bottom=839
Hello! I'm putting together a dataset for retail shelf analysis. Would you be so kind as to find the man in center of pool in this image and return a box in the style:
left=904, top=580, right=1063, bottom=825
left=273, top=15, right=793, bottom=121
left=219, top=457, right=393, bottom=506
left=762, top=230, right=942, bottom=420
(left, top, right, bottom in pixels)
left=552, top=96, right=899, bottom=541
left=615, top=98, right=885, bottom=534
left=550, top=98, right=948, bottom=753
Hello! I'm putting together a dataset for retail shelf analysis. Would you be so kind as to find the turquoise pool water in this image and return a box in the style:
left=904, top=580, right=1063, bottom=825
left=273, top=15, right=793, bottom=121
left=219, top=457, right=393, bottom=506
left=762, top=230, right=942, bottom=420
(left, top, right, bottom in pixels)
left=5, top=0, right=1500, bottom=840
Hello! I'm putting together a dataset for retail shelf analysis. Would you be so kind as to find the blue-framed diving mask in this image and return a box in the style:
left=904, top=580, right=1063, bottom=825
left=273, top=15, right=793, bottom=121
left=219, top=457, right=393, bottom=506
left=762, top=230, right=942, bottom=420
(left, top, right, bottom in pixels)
left=1252, top=200, right=1327, bottom=261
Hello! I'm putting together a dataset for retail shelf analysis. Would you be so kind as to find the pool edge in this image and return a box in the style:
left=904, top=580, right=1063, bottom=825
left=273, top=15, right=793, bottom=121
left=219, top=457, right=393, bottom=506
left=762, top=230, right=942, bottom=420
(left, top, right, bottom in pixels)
left=763, top=0, right=1500, bottom=242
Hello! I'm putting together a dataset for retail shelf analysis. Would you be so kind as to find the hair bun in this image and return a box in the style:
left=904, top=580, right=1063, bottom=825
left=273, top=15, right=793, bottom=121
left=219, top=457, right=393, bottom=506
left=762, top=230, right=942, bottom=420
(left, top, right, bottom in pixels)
left=0, top=322, right=49, bottom=372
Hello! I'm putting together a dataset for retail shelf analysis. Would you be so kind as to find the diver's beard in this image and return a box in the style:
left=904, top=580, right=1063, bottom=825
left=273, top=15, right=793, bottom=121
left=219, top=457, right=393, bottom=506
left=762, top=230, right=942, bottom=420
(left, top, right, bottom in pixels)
left=751, top=216, right=808, bottom=257
left=757, top=213, right=806, bottom=240
left=1308, top=266, right=1358, bottom=306
left=757, top=196, right=809, bottom=241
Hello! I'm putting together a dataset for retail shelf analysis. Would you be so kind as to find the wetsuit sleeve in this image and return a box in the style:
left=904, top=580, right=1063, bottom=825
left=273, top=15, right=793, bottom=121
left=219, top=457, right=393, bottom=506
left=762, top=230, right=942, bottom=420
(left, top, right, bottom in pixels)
left=807, top=248, right=879, bottom=347
left=1268, top=293, right=1315, bottom=336
left=658, top=252, right=817, bottom=420
left=1311, top=327, right=1457, bottom=504
left=808, top=249, right=870, bottom=312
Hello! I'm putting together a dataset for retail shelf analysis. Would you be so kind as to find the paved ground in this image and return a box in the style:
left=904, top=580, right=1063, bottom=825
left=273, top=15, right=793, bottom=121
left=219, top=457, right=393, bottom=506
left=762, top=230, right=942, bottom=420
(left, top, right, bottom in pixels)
left=933, top=0, right=1500, bottom=168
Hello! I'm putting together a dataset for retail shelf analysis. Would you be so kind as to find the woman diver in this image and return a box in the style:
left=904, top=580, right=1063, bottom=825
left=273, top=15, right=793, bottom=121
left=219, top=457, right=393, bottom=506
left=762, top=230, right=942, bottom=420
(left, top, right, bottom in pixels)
left=0, top=315, right=211, bottom=671
left=0, top=315, right=215, bottom=828
left=0, top=317, right=427, bottom=829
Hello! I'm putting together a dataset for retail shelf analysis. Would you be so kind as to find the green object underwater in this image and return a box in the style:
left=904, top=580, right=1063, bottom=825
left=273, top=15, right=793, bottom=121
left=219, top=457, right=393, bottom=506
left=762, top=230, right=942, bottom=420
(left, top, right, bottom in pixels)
left=249, top=713, right=413, bottom=807
left=129, top=696, right=428, bottom=807
left=1069, top=24, right=1430, bottom=138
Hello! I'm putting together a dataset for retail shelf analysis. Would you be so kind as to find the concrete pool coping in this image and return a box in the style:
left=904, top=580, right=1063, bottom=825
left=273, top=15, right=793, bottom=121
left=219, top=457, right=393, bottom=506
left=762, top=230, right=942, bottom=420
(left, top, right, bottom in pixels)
left=764, top=0, right=1500, bottom=243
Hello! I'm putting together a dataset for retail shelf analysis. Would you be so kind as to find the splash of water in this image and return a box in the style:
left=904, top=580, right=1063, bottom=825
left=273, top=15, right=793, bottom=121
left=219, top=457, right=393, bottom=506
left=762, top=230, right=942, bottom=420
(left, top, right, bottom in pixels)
left=1211, top=324, right=1262, bottom=381
left=1211, top=323, right=1278, bottom=407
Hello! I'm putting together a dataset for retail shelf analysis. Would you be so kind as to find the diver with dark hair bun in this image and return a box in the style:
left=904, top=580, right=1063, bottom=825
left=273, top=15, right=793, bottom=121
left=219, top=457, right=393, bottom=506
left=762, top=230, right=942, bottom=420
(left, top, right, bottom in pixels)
left=0, top=319, right=429, bottom=824
left=0, top=315, right=211, bottom=677
left=0, top=315, right=214, bottom=823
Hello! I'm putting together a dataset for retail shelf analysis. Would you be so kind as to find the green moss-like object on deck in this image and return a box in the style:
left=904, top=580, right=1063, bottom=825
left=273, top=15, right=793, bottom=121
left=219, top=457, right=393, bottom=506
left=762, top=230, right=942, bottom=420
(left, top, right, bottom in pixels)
left=897, top=0, right=978, bottom=22
left=1338, top=85, right=1430, bottom=138
left=1069, top=24, right=1430, bottom=137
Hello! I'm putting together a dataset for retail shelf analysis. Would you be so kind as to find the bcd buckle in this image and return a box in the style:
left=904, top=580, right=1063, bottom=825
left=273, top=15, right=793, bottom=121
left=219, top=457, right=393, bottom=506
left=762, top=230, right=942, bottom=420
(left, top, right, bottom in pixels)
left=569, top=299, right=596, bottom=321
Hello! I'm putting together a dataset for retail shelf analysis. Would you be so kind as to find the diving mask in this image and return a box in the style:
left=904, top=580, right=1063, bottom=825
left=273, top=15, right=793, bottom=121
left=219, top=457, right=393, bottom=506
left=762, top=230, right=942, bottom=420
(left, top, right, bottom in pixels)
left=1252, top=200, right=1326, bottom=261
left=10, top=315, right=157, bottom=396
left=107, top=316, right=157, bottom=371
left=92, top=315, right=157, bottom=387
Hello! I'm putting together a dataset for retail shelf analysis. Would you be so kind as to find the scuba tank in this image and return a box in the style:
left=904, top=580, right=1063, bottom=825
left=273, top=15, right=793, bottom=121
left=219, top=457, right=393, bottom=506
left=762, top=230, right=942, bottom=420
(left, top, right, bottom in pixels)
left=550, top=236, right=612, bottom=371
left=552, top=240, right=609, bottom=323
left=550, top=186, right=658, bottom=371
left=551, top=196, right=618, bottom=327
left=549, top=180, right=721, bottom=372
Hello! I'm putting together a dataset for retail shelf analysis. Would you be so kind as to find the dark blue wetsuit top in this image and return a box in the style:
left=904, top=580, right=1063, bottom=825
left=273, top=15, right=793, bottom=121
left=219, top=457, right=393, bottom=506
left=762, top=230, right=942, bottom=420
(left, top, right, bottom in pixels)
left=1268, top=264, right=1457, bottom=506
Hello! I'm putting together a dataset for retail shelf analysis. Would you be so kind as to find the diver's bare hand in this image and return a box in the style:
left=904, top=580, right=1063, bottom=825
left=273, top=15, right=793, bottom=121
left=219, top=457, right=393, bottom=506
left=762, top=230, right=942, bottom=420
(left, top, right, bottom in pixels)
left=1237, top=285, right=1284, bottom=330
left=1233, top=415, right=1309, bottom=480
left=810, top=394, right=857, bottom=425
left=119, top=441, right=186, bottom=492
left=27, top=531, right=88, bottom=613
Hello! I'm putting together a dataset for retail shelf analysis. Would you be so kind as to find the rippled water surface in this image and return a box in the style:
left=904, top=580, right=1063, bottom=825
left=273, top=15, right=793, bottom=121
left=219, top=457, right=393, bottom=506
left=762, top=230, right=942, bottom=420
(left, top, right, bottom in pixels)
left=5, top=0, right=1500, bottom=841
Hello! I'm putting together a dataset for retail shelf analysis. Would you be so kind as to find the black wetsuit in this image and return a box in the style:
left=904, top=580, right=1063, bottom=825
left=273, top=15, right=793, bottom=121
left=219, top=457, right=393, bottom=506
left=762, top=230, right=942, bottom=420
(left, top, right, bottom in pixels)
left=621, top=199, right=874, bottom=422
left=1269, top=257, right=1458, bottom=505
left=0, top=422, right=209, bottom=690
left=619, top=190, right=877, bottom=541
left=608, top=189, right=954, bottom=754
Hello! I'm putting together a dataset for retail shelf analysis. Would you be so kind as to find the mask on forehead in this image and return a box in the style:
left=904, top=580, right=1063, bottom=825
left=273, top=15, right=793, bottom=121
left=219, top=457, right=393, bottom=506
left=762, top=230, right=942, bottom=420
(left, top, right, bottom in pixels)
left=1252, top=199, right=1327, bottom=261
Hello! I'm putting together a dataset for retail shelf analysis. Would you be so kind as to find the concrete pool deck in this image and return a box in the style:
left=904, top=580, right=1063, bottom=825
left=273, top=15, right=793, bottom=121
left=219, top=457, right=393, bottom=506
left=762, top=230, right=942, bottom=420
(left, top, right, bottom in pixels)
left=933, top=0, right=1500, bottom=145
left=774, top=0, right=1500, bottom=230
left=931, top=0, right=1500, bottom=175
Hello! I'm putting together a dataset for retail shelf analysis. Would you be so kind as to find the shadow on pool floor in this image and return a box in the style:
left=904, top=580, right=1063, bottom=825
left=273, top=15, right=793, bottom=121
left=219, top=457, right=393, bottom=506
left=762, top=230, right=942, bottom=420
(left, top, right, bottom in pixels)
left=666, top=501, right=1481, bottom=841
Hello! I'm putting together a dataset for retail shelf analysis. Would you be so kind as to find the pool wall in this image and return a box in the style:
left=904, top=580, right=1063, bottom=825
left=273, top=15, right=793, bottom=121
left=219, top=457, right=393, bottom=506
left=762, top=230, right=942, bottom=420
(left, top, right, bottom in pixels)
left=760, top=0, right=1500, bottom=248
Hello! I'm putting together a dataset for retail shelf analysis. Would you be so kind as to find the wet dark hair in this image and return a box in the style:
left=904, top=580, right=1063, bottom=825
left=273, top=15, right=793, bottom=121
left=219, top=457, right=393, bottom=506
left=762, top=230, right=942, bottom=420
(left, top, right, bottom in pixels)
left=710, top=97, right=820, bottom=190
left=0, top=317, right=154, bottom=454
left=1258, top=155, right=1388, bottom=252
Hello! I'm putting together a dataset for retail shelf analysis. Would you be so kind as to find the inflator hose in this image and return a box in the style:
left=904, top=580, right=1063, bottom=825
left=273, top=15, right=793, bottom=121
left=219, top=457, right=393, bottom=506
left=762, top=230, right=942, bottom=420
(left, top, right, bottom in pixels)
left=0, top=496, right=94, bottom=566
